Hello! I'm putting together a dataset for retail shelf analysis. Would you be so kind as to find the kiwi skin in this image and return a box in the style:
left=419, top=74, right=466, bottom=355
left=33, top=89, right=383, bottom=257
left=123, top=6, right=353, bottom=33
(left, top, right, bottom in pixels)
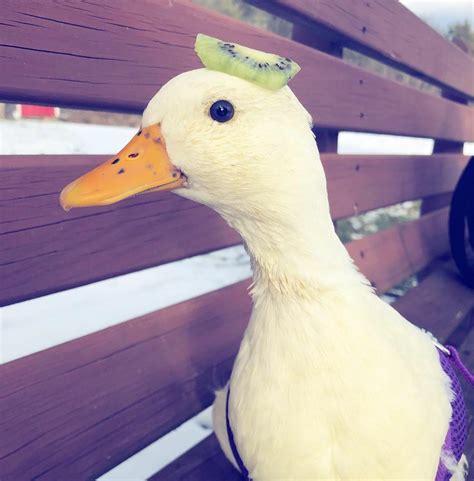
left=195, top=33, right=301, bottom=90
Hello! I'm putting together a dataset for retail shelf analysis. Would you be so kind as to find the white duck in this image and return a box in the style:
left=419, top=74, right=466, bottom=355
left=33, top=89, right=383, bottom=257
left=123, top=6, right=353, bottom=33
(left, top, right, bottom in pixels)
left=60, top=35, right=468, bottom=481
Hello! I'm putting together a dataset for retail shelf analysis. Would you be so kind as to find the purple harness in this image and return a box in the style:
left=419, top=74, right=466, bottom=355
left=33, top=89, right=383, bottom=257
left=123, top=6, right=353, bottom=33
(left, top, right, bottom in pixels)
left=226, top=345, right=472, bottom=481
left=434, top=345, right=471, bottom=481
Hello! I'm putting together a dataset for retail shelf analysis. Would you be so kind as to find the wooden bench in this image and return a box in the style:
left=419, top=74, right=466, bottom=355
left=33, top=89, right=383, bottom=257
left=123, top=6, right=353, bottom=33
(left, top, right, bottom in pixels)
left=1, top=1, right=473, bottom=479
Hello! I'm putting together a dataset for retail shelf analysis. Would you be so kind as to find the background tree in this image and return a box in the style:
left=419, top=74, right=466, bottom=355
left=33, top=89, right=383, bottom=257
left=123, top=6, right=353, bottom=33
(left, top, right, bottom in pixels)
left=446, top=20, right=474, bottom=56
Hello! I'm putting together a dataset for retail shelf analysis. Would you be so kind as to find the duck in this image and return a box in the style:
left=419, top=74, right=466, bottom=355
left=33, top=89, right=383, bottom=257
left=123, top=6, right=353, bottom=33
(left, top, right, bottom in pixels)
left=60, top=34, right=468, bottom=481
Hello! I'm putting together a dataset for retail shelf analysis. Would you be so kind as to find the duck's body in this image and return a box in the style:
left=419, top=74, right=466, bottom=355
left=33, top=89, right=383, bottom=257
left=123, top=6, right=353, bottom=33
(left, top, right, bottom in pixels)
left=60, top=52, right=468, bottom=480
left=214, top=273, right=456, bottom=480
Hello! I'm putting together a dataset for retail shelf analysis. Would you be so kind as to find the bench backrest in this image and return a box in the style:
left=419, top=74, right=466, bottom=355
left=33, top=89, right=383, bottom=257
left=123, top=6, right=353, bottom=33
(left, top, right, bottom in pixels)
left=1, top=1, right=473, bottom=479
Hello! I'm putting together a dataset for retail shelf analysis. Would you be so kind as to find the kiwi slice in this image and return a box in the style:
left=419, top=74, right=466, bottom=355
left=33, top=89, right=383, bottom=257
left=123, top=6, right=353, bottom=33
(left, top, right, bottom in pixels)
left=195, top=33, right=300, bottom=90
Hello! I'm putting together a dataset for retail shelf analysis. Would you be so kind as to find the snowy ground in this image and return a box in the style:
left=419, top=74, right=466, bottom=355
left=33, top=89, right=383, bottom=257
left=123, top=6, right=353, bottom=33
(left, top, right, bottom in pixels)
left=1, top=119, right=472, bottom=479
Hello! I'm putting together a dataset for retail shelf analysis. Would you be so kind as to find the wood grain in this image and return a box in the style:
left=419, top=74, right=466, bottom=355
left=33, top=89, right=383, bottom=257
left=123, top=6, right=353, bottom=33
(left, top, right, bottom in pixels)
left=324, top=154, right=466, bottom=220
left=248, top=0, right=474, bottom=99
left=1, top=154, right=466, bottom=306
left=1, top=0, right=473, bottom=140
left=347, top=208, right=450, bottom=293
left=421, top=95, right=468, bottom=216
left=394, top=261, right=474, bottom=342
left=149, top=434, right=242, bottom=481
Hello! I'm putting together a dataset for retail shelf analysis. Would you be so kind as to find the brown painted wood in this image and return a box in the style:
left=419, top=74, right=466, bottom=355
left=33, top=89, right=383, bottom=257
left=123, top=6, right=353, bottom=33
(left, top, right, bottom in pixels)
left=421, top=96, right=467, bottom=215
left=248, top=0, right=474, bottom=99
left=1, top=0, right=473, bottom=140
left=394, top=261, right=474, bottom=342
left=0, top=281, right=252, bottom=481
left=347, top=208, right=450, bottom=293
left=149, top=434, right=241, bottom=481
left=420, top=192, right=453, bottom=216
left=324, top=154, right=468, bottom=220
left=0, top=154, right=466, bottom=305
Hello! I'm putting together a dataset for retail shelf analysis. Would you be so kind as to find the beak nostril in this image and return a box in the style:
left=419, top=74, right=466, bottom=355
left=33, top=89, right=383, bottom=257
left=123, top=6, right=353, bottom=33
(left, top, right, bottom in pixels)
left=111, top=158, right=120, bottom=164
left=128, top=153, right=139, bottom=159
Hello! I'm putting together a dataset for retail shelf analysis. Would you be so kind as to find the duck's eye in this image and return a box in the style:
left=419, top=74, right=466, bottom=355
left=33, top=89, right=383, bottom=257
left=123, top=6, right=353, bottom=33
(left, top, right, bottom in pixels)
left=209, top=100, right=234, bottom=123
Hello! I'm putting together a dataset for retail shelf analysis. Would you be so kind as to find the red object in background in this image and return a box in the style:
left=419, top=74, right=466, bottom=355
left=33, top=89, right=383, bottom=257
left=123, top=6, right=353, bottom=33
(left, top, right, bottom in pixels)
left=18, top=105, right=59, bottom=118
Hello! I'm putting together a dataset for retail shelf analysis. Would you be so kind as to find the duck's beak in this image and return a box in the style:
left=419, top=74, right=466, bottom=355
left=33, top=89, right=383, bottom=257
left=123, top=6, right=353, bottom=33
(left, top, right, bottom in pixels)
left=60, top=124, right=185, bottom=211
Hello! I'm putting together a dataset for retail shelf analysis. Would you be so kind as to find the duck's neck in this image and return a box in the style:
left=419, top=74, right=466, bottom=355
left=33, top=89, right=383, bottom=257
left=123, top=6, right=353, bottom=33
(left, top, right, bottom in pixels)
left=227, top=194, right=372, bottom=385
left=219, top=146, right=374, bottom=389
left=225, top=191, right=367, bottom=302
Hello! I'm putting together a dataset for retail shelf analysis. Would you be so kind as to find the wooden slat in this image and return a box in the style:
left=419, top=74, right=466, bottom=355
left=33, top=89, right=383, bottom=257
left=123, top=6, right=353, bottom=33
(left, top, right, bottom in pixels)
left=0, top=208, right=454, bottom=479
left=149, top=434, right=241, bottom=481
left=394, top=261, right=474, bottom=342
left=0, top=281, right=252, bottom=481
left=150, top=261, right=474, bottom=481
left=248, top=0, right=474, bottom=99
left=0, top=154, right=465, bottom=306
left=1, top=0, right=473, bottom=140
left=421, top=96, right=468, bottom=216
left=347, top=208, right=450, bottom=293
left=325, top=154, right=466, bottom=219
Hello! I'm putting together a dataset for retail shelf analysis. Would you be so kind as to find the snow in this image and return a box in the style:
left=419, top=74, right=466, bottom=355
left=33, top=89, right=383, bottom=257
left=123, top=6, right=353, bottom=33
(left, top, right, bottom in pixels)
left=0, top=119, right=136, bottom=155
left=1, top=246, right=251, bottom=364
left=338, top=131, right=433, bottom=155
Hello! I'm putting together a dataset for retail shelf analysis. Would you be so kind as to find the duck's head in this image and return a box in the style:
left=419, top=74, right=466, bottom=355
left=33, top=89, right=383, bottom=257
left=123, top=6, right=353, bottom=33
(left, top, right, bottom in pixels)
left=61, top=36, right=327, bottom=241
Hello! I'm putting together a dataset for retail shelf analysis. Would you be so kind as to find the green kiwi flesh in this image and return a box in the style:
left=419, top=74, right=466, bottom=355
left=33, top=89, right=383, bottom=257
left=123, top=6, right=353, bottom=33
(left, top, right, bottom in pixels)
left=195, top=33, right=300, bottom=90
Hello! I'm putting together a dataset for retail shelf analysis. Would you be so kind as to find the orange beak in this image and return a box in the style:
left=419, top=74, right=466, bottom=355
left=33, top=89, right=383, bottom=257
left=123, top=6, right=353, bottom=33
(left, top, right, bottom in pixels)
left=60, top=124, right=185, bottom=211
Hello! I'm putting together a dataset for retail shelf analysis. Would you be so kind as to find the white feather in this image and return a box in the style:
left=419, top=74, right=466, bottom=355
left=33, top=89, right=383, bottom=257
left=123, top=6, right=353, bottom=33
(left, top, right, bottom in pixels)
left=142, top=69, right=465, bottom=480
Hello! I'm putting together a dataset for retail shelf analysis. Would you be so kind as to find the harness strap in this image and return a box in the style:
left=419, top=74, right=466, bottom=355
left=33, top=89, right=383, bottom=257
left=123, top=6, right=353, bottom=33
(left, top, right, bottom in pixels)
left=445, top=345, right=474, bottom=387
left=226, top=388, right=252, bottom=481
left=434, top=343, right=470, bottom=481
